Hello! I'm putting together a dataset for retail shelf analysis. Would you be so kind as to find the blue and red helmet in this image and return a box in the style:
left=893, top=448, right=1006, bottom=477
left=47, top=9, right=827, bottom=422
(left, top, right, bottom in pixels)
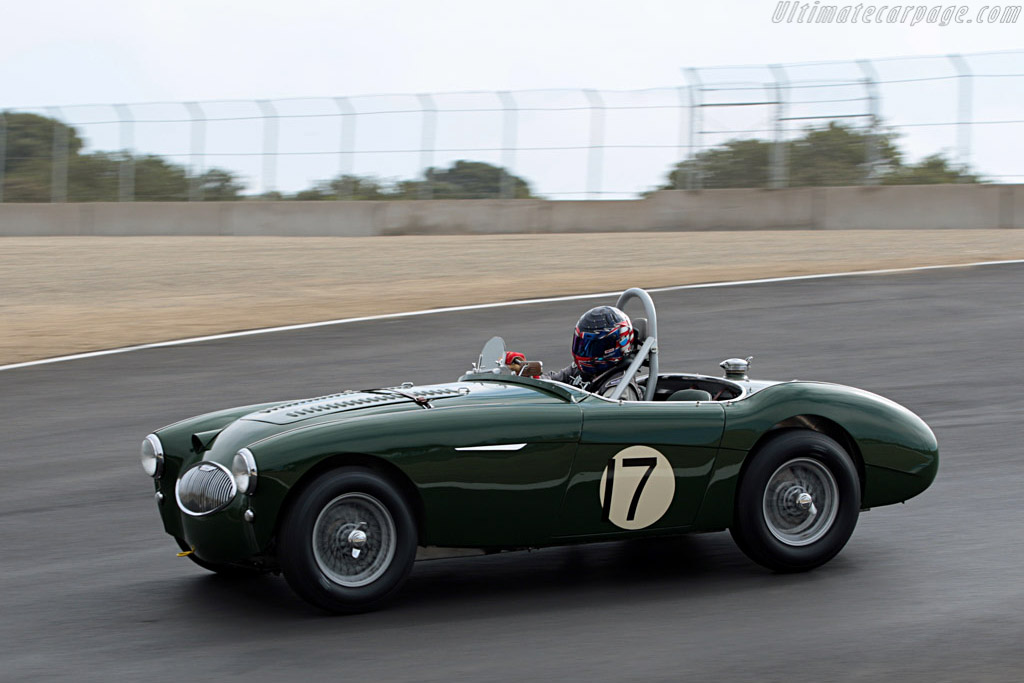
left=571, top=306, right=634, bottom=376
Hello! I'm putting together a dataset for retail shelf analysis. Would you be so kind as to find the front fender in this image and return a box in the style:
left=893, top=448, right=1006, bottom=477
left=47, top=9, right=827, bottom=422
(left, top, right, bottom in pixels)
left=244, top=402, right=583, bottom=549
left=150, top=402, right=282, bottom=542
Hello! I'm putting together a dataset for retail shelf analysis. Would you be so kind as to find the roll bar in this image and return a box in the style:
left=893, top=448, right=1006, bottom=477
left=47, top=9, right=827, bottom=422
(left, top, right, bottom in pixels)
left=610, top=288, right=659, bottom=401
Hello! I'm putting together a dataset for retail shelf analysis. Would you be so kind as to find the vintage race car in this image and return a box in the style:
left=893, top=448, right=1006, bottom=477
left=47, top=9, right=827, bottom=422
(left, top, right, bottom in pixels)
left=141, top=288, right=938, bottom=613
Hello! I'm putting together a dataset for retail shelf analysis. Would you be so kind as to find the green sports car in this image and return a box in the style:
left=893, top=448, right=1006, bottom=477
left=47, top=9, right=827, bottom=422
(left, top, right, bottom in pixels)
left=140, top=288, right=938, bottom=613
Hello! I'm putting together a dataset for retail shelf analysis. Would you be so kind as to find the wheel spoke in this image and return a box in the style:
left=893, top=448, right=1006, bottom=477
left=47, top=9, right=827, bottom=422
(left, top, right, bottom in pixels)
left=762, top=457, right=839, bottom=547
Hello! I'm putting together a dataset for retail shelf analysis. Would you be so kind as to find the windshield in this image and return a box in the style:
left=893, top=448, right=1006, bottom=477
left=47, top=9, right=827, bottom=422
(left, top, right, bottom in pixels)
left=476, top=336, right=506, bottom=373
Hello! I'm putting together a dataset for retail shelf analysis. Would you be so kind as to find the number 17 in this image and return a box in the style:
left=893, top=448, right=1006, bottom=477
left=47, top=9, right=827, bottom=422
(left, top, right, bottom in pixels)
left=601, top=456, right=657, bottom=523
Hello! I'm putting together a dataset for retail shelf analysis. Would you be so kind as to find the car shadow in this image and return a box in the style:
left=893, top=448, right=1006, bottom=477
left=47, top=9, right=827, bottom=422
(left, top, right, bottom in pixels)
left=160, top=532, right=848, bottom=626
left=398, top=533, right=767, bottom=611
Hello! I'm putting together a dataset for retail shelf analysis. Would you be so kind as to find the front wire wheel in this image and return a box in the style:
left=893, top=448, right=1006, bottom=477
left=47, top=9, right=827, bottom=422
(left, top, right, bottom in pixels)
left=731, top=430, right=860, bottom=572
left=312, top=492, right=397, bottom=588
left=279, top=468, right=417, bottom=613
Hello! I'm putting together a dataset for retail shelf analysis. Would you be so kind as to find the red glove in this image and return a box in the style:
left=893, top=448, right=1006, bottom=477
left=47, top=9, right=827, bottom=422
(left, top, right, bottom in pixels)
left=504, top=352, right=526, bottom=366
left=504, top=352, right=541, bottom=378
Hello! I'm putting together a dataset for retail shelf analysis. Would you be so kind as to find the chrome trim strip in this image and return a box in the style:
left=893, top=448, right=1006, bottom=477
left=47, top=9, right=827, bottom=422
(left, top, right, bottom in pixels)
left=455, top=443, right=528, bottom=452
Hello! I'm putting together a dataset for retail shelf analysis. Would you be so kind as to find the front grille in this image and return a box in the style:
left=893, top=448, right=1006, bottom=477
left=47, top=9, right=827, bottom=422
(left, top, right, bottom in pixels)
left=175, top=462, right=237, bottom=516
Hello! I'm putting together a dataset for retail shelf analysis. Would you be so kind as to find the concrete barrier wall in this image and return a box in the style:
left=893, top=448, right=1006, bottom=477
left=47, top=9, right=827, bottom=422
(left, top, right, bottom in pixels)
left=1, top=185, right=1021, bottom=236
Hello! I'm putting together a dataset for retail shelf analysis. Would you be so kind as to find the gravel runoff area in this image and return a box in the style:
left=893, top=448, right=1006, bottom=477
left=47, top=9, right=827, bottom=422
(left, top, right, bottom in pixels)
left=3, top=230, right=1024, bottom=366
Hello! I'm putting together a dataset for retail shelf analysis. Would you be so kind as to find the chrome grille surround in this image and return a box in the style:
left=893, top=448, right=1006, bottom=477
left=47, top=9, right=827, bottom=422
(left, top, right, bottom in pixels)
left=175, top=461, right=237, bottom=517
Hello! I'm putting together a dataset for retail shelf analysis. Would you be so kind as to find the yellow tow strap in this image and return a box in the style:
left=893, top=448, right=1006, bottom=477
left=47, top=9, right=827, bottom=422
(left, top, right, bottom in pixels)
left=176, top=548, right=195, bottom=557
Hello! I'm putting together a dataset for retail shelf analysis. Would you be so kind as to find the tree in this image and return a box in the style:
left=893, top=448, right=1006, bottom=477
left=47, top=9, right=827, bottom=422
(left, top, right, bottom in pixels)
left=883, top=154, right=979, bottom=185
left=664, top=139, right=771, bottom=189
left=1, top=112, right=84, bottom=175
left=1, top=111, right=246, bottom=201
left=291, top=161, right=533, bottom=200
left=67, top=152, right=121, bottom=202
left=197, top=168, right=247, bottom=200
left=292, top=174, right=391, bottom=200
left=131, top=156, right=190, bottom=200
left=788, top=122, right=902, bottom=186
left=0, top=112, right=85, bottom=201
left=659, top=121, right=976, bottom=190
left=402, top=160, right=532, bottom=199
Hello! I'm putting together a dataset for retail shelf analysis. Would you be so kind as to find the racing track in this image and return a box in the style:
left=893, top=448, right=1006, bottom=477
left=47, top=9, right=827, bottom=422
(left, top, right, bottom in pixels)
left=2, top=264, right=1023, bottom=682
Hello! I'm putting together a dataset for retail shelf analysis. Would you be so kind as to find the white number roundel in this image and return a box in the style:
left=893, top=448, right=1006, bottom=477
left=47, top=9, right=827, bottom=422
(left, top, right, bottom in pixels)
left=598, top=445, right=675, bottom=530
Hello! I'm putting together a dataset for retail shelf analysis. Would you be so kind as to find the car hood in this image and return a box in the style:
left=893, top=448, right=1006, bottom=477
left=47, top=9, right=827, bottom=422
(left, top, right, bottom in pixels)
left=194, top=377, right=572, bottom=463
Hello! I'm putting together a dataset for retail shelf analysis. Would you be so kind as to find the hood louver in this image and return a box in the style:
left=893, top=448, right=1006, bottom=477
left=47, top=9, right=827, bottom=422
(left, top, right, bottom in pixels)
left=246, top=386, right=470, bottom=425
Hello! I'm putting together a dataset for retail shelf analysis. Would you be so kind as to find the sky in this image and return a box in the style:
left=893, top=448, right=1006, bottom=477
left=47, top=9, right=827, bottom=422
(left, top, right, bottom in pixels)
left=2, top=0, right=1022, bottom=103
left=1, top=0, right=1022, bottom=196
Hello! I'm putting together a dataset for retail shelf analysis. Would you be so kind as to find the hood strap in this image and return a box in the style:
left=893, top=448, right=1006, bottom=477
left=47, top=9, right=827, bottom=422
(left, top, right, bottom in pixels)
left=362, top=388, right=433, bottom=409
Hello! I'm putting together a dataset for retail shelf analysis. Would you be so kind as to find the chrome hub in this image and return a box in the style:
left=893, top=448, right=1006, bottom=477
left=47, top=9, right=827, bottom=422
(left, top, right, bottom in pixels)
left=348, top=527, right=368, bottom=558
left=763, top=458, right=839, bottom=547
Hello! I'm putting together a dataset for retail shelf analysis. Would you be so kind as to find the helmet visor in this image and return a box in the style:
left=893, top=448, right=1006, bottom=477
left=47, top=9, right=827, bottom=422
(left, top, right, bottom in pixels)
left=572, top=322, right=632, bottom=364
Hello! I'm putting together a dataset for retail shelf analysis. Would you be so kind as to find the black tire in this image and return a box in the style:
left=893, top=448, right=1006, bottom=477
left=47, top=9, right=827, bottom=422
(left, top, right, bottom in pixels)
left=730, top=430, right=860, bottom=573
left=174, top=537, right=266, bottom=577
left=277, top=467, right=417, bottom=614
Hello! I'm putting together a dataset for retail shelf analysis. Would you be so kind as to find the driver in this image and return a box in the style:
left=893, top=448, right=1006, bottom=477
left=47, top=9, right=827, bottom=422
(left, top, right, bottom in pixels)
left=507, top=306, right=642, bottom=400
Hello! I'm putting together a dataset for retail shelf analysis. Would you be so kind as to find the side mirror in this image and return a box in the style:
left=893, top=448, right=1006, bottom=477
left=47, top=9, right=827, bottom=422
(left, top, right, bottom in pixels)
left=518, top=361, right=543, bottom=376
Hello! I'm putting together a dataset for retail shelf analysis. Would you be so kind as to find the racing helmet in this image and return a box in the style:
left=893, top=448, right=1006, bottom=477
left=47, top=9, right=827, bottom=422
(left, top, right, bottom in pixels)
left=571, top=306, right=634, bottom=376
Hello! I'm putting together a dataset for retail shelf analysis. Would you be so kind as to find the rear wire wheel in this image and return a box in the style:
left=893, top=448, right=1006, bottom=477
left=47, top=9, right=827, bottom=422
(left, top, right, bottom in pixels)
left=278, top=467, right=417, bottom=613
left=730, top=430, right=860, bottom=572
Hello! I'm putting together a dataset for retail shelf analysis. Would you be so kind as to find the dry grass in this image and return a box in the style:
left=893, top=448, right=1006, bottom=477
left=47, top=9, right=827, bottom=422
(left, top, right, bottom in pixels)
left=3, top=230, right=1023, bottom=365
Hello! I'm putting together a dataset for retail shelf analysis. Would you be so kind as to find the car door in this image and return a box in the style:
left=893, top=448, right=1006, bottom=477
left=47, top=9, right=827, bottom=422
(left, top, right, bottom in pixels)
left=406, top=401, right=584, bottom=548
left=553, top=397, right=726, bottom=539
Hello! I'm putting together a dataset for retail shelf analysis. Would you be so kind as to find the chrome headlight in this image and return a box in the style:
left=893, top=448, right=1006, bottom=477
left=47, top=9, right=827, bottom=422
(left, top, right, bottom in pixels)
left=141, top=434, right=164, bottom=478
left=231, top=448, right=258, bottom=495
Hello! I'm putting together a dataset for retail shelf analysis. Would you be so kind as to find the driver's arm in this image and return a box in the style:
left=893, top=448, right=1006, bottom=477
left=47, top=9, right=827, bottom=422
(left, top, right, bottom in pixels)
left=543, top=364, right=575, bottom=384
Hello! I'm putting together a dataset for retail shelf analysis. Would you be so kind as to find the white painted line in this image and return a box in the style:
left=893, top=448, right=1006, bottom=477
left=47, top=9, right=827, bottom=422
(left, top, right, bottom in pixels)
left=2, top=257, right=1022, bottom=373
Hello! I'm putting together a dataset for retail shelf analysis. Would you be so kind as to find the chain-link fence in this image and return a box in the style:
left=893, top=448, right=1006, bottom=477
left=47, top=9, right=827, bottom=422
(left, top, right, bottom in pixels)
left=1, top=49, right=1022, bottom=202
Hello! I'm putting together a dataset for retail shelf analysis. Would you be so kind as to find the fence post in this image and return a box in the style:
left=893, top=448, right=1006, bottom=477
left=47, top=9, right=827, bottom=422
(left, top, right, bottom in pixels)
left=333, top=96, right=356, bottom=199
left=583, top=89, right=605, bottom=199
left=769, top=64, right=789, bottom=189
left=683, top=68, right=703, bottom=190
left=497, top=91, right=518, bottom=199
left=673, top=86, right=688, bottom=189
left=114, top=104, right=135, bottom=202
left=856, top=59, right=881, bottom=185
left=416, top=93, right=437, bottom=199
left=49, top=107, right=69, bottom=202
left=256, top=100, right=279, bottom=197
left=948, top=53, right=973, bottom=180
left=0, top=110, right=6, bottom=203
left=184, top=102, right=205, bottom=201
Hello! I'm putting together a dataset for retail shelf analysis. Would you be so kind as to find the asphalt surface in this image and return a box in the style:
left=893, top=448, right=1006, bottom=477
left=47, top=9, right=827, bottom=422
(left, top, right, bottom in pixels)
left=2, top=263, right=1023, bottom=682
